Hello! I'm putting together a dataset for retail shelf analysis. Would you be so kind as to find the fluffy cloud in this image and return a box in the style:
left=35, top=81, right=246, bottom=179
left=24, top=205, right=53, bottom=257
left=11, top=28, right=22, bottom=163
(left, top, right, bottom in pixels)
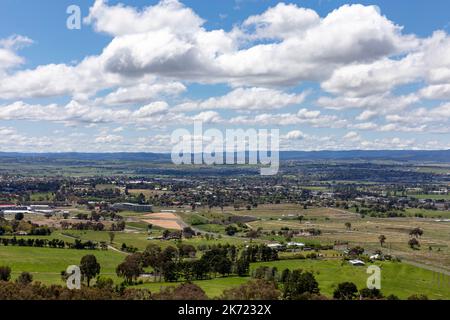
left=317, top=93, right=418, bottom=112
left=192, top=111, right=222, bottom=124
left=176, top=87, right=307, bottom=112
left=97, top=82, right=186, bottom=106
left=320, top=31, right=450, bottom=100
left=285, top=130, right=306, bottom=140
left=351, top=122, right=378, bottom=130
left=228, top=108, right=347, bottom=128
left=0, top=0, right=418, bottom=100
left=320, top=56, right=422, bottom=98
left=0, top=100, right=227, bottom=129
left=356, top=110, right=378, bottom=121
left=419, top=84, right=450, bottom=100
left=95, top=134, right=124, bottom=143
left=385, top=103, right=450, bottom=124
left=0, top=57, right=123, bottom=100
left=218, top=4, right=414, bottom=86
left=359, top=137, right=417, bottom=150
left=85, top=0, right=204, bottom=37
left=241, top=3, right=320, bottom=40
left=0, top=35, right=32, bottom=73
left=343, top=131, right=361, bottom=141
left=1, top=1, right=450, bottom=151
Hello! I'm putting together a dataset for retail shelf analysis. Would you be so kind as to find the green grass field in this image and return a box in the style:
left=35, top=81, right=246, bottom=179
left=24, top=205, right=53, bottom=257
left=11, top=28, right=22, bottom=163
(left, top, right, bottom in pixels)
left=136, top=277, right=250, bottom=297
left=1, top=203, right=448, bottom=299
left=1, top=245, right=449, bottom=299
left=56, top=230, right=253, bottom=251
left=405, top=208, right=450, bottom=219
left=30, top=192, right=55, bottom=202
left=0, top=245, right=249, bottom=297
left=0, top=246, right=125, bottom=284
left=251, top=259, right=450, bottom=299
left=407, top=193, right=450, bottom=201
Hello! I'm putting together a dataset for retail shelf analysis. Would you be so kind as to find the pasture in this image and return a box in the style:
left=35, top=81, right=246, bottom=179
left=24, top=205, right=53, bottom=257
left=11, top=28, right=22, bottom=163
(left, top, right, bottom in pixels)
left=251, top=259, right=450, bottom=299
left=1, top=243, right=449, bottom=299
left=0, top=246, right=124, bottom=284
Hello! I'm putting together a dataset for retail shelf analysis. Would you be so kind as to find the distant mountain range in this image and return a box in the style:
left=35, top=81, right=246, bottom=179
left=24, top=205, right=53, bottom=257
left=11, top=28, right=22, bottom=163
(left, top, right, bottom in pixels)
left=0, top=150, right=449, bottom=163
left=279, top=150, right=450, bottom=162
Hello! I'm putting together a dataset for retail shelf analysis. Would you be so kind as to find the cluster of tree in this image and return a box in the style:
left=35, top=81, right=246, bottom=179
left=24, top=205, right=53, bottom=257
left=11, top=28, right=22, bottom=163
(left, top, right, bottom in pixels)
left=80, top=255, right=101, bottom=286
left=28, top=226, right=52, bottom=236
left=0, top=277, right=213, bottom=300
left=246, top=268, right=430, bottom=301
left=0, top=279, right=152, bottom=300
left=225, top=225, right=238, bottom=236
left=408, top=228, right=424, bottom=249
left=408, top=238, right=420, bottom=249
left=73, top=188, right=123, bottom=202
left=75, top=213, right=89, bottom=220
left=303, top=228, right=322, bottom=236
left=347, top=246, right=365, bottom=257
left=1, top=266, right=36, bottom=285
left=5, top=236, right=102, bottom=251
left=115, top=244, right=251, bottom=284
left=61, top=221, right=104, bottom=231
left=250, top=266, right=322, bottom=300
left=69, top=239, right=99, bottom=250
left=220, top=279, right=281, bottom=300
left=279, top=252, right=320, bottom=260
left=241, top=245, right=279, bottom=262
left=87, top=208, right=123, bottom=222
left=153, top=283, right=208, bottom=300
left=162, top=229, right=182, bottom=240
left=110, top=221, right=126, bottom=231
left=332, top=281, right=426, bottom=300
left=333, top=282, right=392, bottom=300
left=280, top=269, right=321, bottom=300
left=251, top=266, right=279, bottom=281
left=60, top=220, right=125, bottom=232
left=245, top=228, right=262, bottom=238
left=0, top=218, right=52, bottom=236
left=409, top=228, right=424, bottom=238
left=1, top=237, right=66, bottom=249
left=182, top=227, right=197, bottom=238
left=358, top=208, right=408, bottom=218
left=0, top=262, right=434, bottom=301
left=277, top=227, right=322, bottom=238
left=121, top=243, right=139, bottom=253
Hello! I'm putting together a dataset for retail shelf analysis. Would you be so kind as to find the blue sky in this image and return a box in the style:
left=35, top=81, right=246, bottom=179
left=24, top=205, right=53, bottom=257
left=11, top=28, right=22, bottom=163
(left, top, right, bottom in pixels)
left=0, top=0, right=449, bottom=152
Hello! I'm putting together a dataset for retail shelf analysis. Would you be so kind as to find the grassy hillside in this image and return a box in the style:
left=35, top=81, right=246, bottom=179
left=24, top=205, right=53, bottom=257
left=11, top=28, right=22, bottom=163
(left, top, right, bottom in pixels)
left=251, top=259, right=450, bottom=300
left=1, top=246, right=448, bottom=299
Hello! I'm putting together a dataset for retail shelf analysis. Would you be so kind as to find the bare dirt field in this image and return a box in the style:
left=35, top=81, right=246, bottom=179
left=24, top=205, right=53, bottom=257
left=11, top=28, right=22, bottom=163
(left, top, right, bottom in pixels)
left=142, top=212, right=184, bottom=230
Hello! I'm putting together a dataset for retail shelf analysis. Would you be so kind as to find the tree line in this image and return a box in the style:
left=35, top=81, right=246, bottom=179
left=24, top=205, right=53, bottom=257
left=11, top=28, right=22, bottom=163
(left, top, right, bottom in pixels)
left=115, top=244, right=279, bottom=284
left=0, top=237, right=101, bottom=250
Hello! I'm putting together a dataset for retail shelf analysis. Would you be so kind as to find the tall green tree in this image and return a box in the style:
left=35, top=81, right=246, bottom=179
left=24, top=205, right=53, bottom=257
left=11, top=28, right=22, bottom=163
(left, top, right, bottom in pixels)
left=16, top=272, right=33, bottom=285
left=378, top=234, right=386, bottom=247
left=283, top=270, right=320, bottom=300
left=333, top=282, right=358, bottom=300
left=116, top=253, right=143, bottom=284
left=80, top=255, right=101, bottom=287
left=0, top=266, right=11, bottom=282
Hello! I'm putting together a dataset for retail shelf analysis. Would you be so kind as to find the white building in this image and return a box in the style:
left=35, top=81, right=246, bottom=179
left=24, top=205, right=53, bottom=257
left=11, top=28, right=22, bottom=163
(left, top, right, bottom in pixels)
left=267, top=243, right=284, bottom=250
left=348, top=259, right=365, bottom=266
left=287, top=242, right=305, bottom=248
